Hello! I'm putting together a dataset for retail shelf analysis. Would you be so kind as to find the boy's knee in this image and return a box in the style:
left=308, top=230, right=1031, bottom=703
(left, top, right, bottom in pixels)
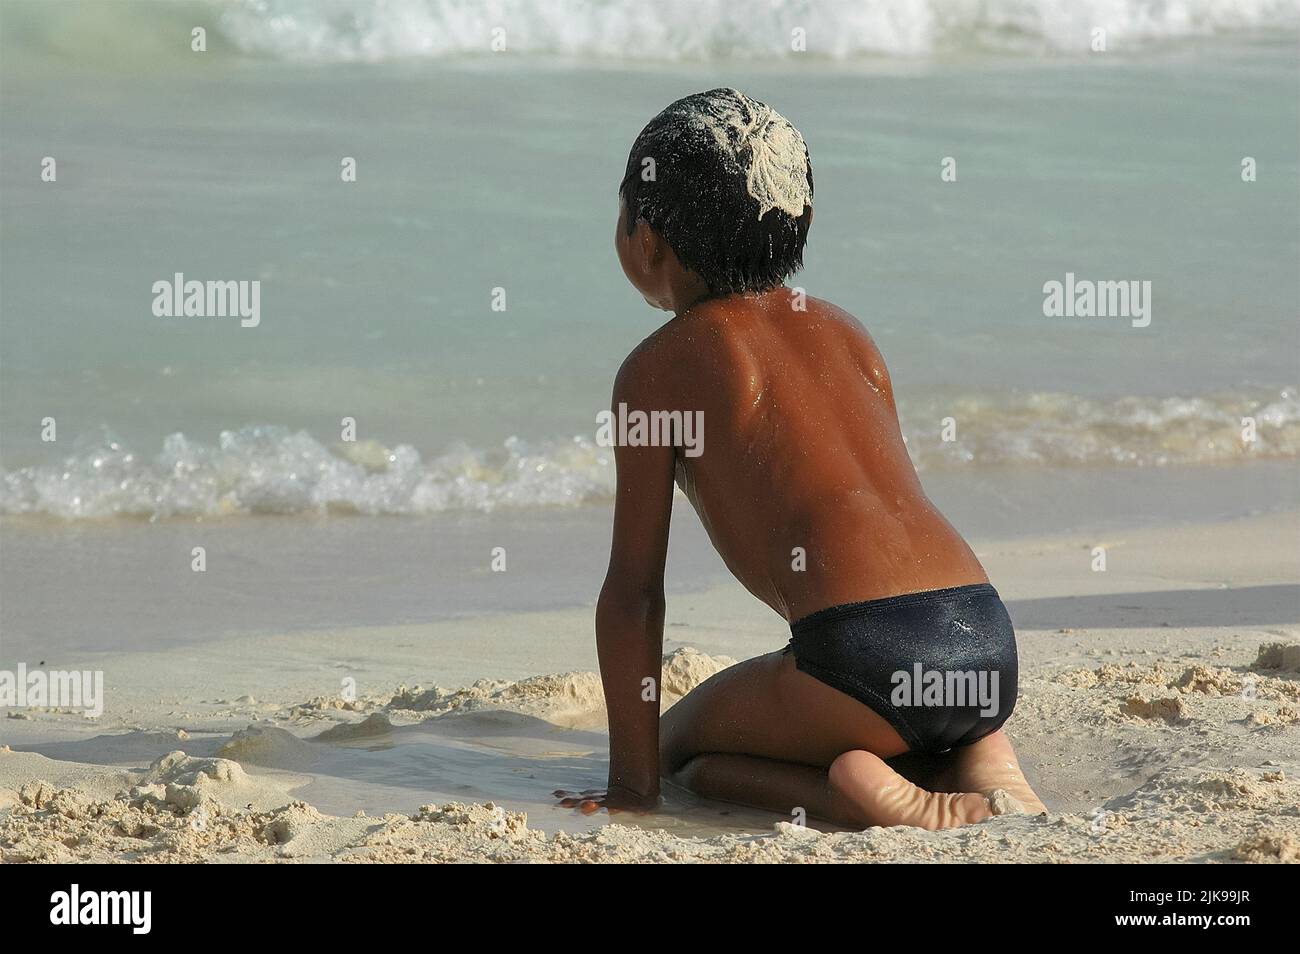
left=658, top=711, right=694, bottom=776
left=659, top=735, right=688, bottom=778
left=668, top=754, right=708, bottom=792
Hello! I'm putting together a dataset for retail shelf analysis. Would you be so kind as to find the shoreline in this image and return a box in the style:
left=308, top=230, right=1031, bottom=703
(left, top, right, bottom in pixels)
left=2, top=457, right=1295, bottom=662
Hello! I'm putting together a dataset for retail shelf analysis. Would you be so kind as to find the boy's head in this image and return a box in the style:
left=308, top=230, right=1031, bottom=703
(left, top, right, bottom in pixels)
left=617, top=88, right=813, bottom=308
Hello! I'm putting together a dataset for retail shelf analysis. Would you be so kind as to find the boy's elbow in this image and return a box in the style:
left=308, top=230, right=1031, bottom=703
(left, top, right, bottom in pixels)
left=596, top=582, right=665, bottom=635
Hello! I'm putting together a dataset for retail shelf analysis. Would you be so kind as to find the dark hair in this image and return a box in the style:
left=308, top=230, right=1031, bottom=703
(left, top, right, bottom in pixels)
left=620, top=88, right=813, bottom=296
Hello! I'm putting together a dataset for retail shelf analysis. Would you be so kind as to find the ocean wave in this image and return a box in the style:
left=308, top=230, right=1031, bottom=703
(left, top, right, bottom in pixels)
left=1, top=387, right=1294, bottom=521
left=9, top=0, right=1298, bottom=67
left=900, top=387, right=1300, bottom=470
left=210, top=0, right=1300, bottom=61
left=0, top=429, right=615, bottom=520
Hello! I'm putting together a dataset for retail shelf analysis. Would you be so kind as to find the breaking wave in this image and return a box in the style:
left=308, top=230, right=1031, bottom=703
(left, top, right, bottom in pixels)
left=1, top=387, right=1295, bottom=520
left=7, top=0, right=1298, bottom=67
left=214, top=0, right=1300, bottom=61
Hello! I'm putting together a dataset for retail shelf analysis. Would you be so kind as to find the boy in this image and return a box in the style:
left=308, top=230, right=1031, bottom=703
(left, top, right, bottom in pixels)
left=556, top=89, right=1046, bottom=829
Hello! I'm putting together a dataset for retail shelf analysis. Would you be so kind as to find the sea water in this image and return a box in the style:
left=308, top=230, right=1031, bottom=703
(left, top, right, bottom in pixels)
left=1, top=0, right=1297, bottom=522
left=0, top=0, right=1298, bottom=662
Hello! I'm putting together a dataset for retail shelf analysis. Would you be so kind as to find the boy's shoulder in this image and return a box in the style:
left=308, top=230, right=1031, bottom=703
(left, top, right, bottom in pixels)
left=613, top=293, right=871, bottom=401
left=611, top=316, right=689, bottom=404
left=614, top=304, right=739, bottom=388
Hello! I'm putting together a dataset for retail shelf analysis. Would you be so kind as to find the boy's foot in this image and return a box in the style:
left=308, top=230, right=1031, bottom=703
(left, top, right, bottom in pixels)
left=931, top=730, right=1048, bottom=816
left=827, top=750, right=996, bottom=830
left=827, top=730, right=1047, bottom=830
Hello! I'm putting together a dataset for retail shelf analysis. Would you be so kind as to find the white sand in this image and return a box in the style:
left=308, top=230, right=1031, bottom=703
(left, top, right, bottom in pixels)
left=2, top=512, right=1297, bottom=863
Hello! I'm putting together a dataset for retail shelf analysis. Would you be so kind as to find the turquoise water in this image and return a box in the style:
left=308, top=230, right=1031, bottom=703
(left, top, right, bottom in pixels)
left=1, top=1, right=1297, bottom=519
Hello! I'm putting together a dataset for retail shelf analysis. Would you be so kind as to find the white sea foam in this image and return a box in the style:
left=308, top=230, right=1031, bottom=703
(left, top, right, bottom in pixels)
left=5, top=1, right=1294, bottom=71
left=0, top=428, right=614, bottom=520
left=1, top=388, right=1294, bottom=520
left=211, top=0, right=1300, bottom=62
left=902, top=387, right=1300, bottom=470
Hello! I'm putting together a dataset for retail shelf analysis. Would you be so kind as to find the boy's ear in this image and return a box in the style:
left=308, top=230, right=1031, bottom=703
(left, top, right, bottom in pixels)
left=637, top=219, right=664, bottom=267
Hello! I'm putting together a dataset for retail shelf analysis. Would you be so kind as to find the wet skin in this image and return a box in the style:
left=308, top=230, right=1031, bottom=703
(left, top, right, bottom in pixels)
left=555, top=204, right=1046, bottom=827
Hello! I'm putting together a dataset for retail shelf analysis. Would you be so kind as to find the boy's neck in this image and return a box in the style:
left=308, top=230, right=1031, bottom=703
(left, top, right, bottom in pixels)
left=674, top=283, right=786, bottom=317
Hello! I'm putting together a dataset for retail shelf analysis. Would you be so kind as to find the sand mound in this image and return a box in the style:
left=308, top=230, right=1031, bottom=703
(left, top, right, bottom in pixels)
left=135, top=751, right=246, bottom=816
left=659, top=647, right=733, bottom=697
left=1055, top=662, right=1172, bottom=689
left=383, top=647, right=735, bottom=730
left=1253, top=642, right=1300, bottom=673
left=217, top=725, right=318, bottom=769
left=1172, top=665, right=1241, bottom=695
left=0, top=750, right=376, bottom=863
left=257, top=801, right=327, bottom=845
left=1107, top=767, right=1295, bottom=814
left=1248, top=705, right=1300, bottom=726
left=314, top=712, right=394, bottom=742
left=1234, top=830, right=1300, bottom=862
left=1121, top=695, right=1189, bottom=723
left=286, top=695, right=372, bottom=721
left=1056, top=659, right=1299, bottom=705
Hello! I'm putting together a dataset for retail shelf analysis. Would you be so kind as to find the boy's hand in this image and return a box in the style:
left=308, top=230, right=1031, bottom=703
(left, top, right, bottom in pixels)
left=552, top=785, right=660, bottom=814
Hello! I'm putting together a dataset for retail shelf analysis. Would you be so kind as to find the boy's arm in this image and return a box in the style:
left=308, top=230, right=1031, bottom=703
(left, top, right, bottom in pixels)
left=595, top=352, right=676, bottom=807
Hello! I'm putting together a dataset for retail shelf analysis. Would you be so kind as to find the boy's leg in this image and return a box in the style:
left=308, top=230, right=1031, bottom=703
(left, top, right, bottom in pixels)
left=672, top=750, right=999, bottom=829
left=660, top=649, right=909, bottom=771
left=660, top=650, right=1041, bottom=829
left=669, top=752, right=840, bottom=821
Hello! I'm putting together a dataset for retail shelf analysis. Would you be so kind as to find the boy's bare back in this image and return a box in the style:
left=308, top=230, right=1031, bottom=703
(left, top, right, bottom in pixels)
left=619, top=286, right=986, bottom=622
